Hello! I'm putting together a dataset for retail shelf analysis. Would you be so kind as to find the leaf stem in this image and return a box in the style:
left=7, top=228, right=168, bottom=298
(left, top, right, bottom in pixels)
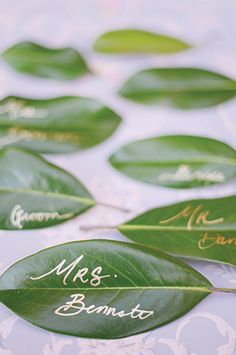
left=96, top=201, right=131, bottom=213
left=210, top=287, right=236, bottom=294
left=79, top=224, right=118, bottom=231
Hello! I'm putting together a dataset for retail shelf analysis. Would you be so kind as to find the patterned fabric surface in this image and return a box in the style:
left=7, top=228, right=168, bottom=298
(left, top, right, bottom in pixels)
left=0, top=0, right=236, bottom=354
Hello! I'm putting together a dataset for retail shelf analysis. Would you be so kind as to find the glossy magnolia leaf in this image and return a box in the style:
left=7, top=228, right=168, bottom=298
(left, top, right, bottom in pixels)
left=0, top=240, right=213, bottom=339
left=119, top=196, right=236, bottom=267
left=109, top=135, right=236, bottom=188
left=93, top=29, right=191, bottom=54
left=0, top=148, right=95, bottom=230
left=0, top=96, right=121, bottom=154
left=119, top=67, right=236, bottom=109
left=2, top=42, right=89, bottom=80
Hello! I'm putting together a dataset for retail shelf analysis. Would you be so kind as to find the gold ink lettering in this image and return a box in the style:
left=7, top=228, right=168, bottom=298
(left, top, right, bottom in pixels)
left=198, top=232, right=236, bottom=250
left=8, top=127, right=81, bottom=144
left=54, top=293, right=154, bottom=320
left=0, top=99, right=47, bottom=119
left=10, top=204, right=73, bottom=229
left=30, top=256, right=111, bottom=287
left=160, top=204, right=224, bottom=230
left=158, top=164, right=225, bottom=183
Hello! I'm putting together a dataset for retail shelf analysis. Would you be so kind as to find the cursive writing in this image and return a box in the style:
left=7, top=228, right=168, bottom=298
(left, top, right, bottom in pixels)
left=198, top=232, right=236, bottom=250
left=55, top=293, right=154, bottom=319
left=10, top=204, right=73, bottom=229
left=158, top=164, right=225, bottom=183
left=30, top=255, right=112, bottom=287
left=8, top=127, right=80, bottom=144
left=0, top=99, right=47, bottom=119
left=159, top=204, right=224, bottom=231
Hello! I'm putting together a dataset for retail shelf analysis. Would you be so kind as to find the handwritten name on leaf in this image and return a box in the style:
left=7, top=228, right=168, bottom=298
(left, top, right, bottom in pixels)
left=55, top=293, right=154, bottom=319
left=158, top=164, right=225, bottom=183
left=0, top=98, right=47, bottom=119
left=0, top=240, right=213, bottom=339
left=30, top=255, right=113, bottom=287
left=119, top=196, right=236, bottom=267
left=159, top=204, right=224, bottom=231
left=198, top=233, right=236, bottom=250
left=0, top=96, right=121, bottom=154
left=0, top=148, right=95, bottom=230
left=10, top=205, right=73, bottom=229
left=109, top=135, right=236, bottom=189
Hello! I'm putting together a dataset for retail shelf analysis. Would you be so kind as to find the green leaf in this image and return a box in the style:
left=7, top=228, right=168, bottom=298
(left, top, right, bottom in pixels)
left=119, top=67, right=236, bottom=109
left=2, top=42, right=89, bottom=80
left=0, top=148, right=95, bottom=230
left=119, top=196, right=236, bottom=267
left=0, top=96, right=121, bottom=154
left=93, top=29, right=191, bottom=54
left=109, top=135, right=236, bottom=188
left=0, top=240, right=213, bottom=339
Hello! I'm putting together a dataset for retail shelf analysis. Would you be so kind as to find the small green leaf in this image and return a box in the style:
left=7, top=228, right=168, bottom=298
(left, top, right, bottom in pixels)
left=2, top=42, right=89, bottom=80
left=0, top=96, right=121, bottom=153
left=94, top=29, right=191, bottom=54
left=0, top=240, right=212, bottom=339
left=109, top=135, right=236, bottom=188
left=119, top=196, right=236, bottom=267
left=0, top=148, right=95, bottom=230
left=119, top=67, right=236, bottom=109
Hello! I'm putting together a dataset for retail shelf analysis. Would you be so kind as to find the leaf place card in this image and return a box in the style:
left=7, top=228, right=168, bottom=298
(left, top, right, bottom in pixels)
left=2, top=42, right=89, bottom=80
left=119, top=67, right=236, bottom=109
left=0, top=240, right=234, bottom=339
left=0, top=96, right=121, bottom=153
left=0, top=148, right=96, bottom=230
left=118, top=196, right=236, bottom=268
left=109, top=135, right=236, bottom=189
left=93, top=29, right=191, bottom=54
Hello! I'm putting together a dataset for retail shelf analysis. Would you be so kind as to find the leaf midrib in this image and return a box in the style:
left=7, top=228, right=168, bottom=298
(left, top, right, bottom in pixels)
left=123, top=87, right=236, bottom=94
left=119, top=225, right=236, bottom=232
left=0, top=286, right=212, bottom=292
left=112, top=156, right=236, bottom=167
left=3, top=52, right=78, bottom=66
left=0, top=187, right=94, bottom=206
left=0, top=122, right=116, bottom=131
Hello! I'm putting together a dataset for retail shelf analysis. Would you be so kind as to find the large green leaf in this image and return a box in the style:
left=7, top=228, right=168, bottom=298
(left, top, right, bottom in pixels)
left=119, top=67, right=236, bottom=109
left=0, top=148, right=95, bottom=230
left=2, top=42, right=89, bottom=80
left=109, top=135, right=236, bottom=188
left=0, top=96, right=121, bottom=154
left=93, top=29, right=191, bottom=54
left=0, top=240, right=213, bottom=339
left=119, top=196, right=236, bottom=267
